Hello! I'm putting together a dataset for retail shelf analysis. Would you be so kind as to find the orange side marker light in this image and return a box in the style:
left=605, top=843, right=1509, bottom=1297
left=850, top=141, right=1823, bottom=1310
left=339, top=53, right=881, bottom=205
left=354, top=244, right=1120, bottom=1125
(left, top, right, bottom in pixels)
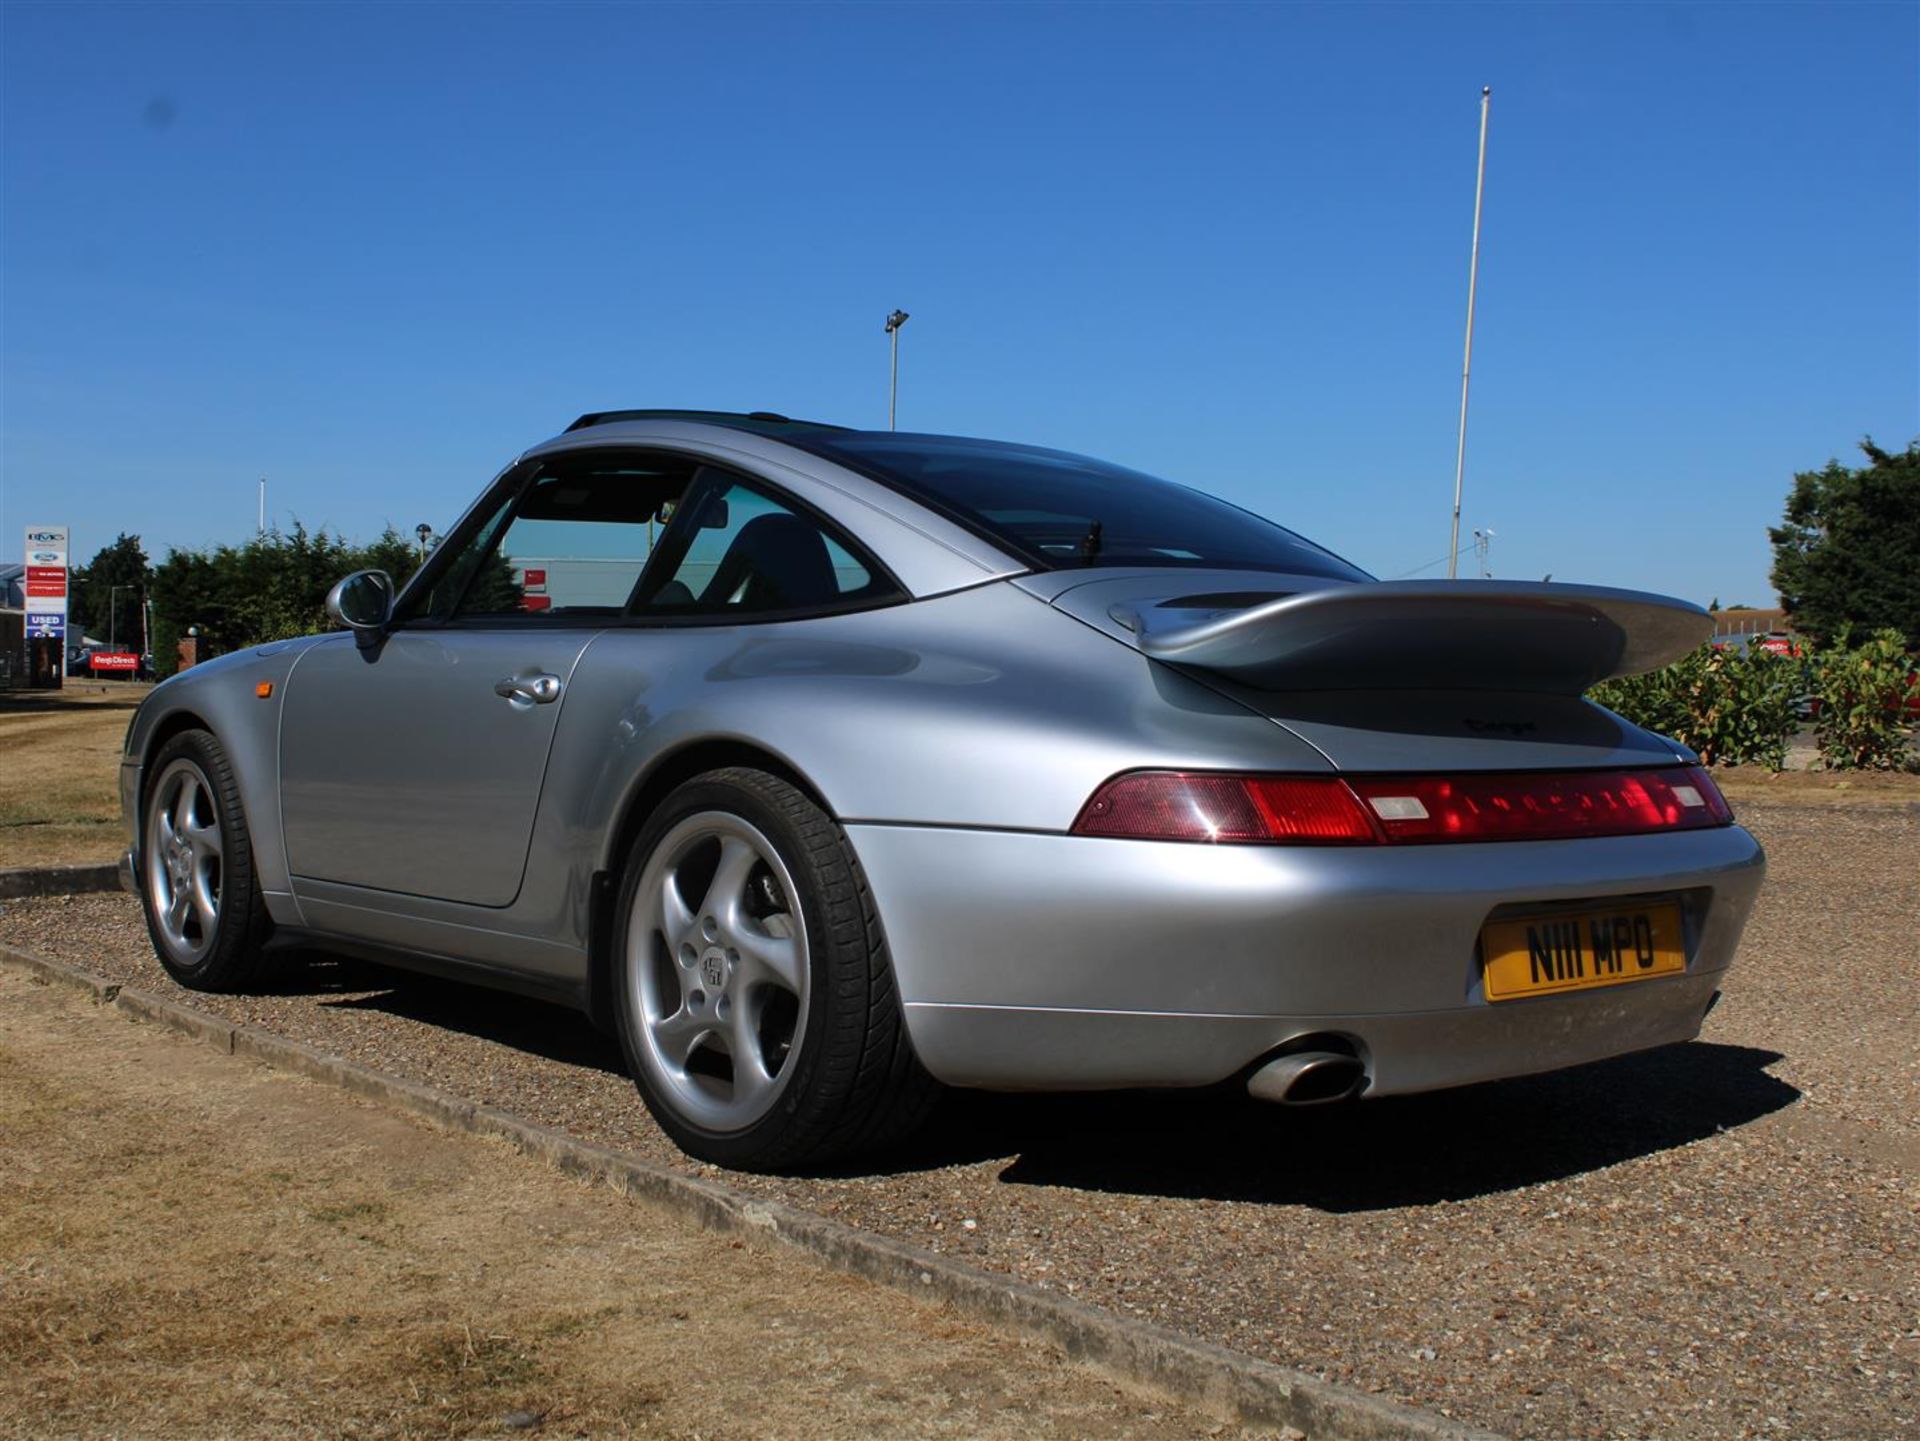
left=255, top=681, right=274, bottom=699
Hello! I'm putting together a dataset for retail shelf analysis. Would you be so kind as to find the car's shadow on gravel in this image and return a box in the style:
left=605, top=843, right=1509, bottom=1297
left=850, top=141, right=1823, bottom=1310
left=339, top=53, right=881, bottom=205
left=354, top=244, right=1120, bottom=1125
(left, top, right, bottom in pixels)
left=251, top=954, right=1798, bottom=1208
left=0, top=693, right=144, bottom=715
left=878, top=1041, right=1800, bottom=1211
left=271, top=953, right=630, bottom=1078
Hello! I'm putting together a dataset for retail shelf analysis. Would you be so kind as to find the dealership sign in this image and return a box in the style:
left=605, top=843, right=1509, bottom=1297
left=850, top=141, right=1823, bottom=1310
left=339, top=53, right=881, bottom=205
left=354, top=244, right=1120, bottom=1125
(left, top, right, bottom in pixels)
left=88, top=652, right=140, bottom=673
left=22, top=526, right=69, bottom=653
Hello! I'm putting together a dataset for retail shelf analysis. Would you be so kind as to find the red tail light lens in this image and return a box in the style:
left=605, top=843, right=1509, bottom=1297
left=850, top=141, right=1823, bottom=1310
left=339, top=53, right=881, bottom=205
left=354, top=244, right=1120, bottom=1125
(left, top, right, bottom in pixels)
left=1071, top=766, right=1733, bottom=845
left=1345, top=766, right=1732, bottom=843
left=1071, top=772, right=1378, bottom=844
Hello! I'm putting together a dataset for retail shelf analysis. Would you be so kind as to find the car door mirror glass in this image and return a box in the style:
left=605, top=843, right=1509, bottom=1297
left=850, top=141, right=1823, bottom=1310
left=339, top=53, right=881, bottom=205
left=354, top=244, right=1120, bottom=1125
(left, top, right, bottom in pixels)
left=326, top=570, right=395, bottom=644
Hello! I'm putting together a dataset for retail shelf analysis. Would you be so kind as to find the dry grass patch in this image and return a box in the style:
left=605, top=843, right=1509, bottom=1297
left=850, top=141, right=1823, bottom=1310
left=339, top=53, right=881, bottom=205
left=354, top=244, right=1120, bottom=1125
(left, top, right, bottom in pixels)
left=0, top=686, right=147, bottom=867
left=0, top=972, right=1251, bottom=1440
left=1713, top=763, right=1920, bottom=807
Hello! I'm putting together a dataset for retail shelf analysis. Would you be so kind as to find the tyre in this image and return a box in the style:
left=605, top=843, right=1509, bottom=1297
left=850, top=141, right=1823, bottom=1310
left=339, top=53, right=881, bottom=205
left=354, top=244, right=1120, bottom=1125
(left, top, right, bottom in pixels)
left=140, top=729, right=275, bottom=991
left=613, top=767, right=939, bottom=1171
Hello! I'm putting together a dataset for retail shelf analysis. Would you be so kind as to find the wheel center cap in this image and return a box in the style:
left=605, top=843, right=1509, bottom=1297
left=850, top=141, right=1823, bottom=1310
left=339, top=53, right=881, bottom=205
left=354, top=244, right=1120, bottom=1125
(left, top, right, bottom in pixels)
left=699, top=947, right=729, bottom=991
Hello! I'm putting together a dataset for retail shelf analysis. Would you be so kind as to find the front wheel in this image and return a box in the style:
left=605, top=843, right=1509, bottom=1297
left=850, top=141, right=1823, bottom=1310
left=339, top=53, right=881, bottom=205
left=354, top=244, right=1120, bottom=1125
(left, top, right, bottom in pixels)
left=140, top=729, right=275, bottom=991
left=613, top=767, right=938, bottom=1171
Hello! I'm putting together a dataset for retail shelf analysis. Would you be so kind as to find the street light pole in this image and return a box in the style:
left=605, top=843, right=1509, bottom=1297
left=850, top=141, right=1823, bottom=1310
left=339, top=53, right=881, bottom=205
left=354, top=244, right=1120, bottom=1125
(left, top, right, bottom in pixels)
left=1448, top=86, right=1492, bottom=580
left=884, top=309, right=910, bottom=429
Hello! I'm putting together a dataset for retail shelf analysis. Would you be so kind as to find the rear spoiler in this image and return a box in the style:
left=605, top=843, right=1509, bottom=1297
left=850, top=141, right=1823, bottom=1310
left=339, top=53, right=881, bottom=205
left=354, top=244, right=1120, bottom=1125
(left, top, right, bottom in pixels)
left=1111, top=580, right=1711, bottom=695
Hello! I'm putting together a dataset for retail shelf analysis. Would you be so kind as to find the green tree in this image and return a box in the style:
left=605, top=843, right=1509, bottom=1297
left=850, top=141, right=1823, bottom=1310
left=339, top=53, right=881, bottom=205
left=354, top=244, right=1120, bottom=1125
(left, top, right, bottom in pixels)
left=71, top=533, right=151, bottom=649
left=1769, top=439, right=1920, bottom=646
left=149, top=548, right=229, bottom=677
left=147, top=522, right=537, bottom=675
left=354, top=526, right=424, bottom=588
left=149, top=522, right=421, bottom=675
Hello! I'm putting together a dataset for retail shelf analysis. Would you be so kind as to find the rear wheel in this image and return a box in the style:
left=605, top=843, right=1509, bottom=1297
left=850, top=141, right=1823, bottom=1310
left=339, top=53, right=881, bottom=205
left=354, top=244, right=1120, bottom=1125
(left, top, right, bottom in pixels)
left=613, top=767, right=938, bottom=1171
left=140, top=730, right=275, bottom=991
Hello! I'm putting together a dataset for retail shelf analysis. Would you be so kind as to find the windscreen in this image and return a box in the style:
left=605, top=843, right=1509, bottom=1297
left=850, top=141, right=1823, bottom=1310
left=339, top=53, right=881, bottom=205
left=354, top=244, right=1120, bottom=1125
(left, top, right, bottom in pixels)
left=805, top=433, right=1371, bottom=579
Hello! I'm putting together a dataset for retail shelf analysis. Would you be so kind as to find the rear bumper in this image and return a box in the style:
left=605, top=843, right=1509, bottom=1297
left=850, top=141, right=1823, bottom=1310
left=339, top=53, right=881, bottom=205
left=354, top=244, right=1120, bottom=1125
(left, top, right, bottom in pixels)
left=903, top=973, right=1723, bottom=1094
left=847, top=822, right=1765, bottom=1093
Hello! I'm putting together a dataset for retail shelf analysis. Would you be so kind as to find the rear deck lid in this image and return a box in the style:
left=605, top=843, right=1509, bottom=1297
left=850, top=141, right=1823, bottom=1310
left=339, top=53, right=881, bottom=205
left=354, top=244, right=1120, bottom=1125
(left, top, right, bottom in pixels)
left=1029, top=570, right=1709, bottom=771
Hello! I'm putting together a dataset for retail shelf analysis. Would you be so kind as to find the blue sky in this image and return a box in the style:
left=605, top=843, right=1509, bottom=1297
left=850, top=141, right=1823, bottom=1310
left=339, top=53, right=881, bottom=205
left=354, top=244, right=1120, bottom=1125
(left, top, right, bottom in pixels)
left=3, top=1, right=1914, bottom=606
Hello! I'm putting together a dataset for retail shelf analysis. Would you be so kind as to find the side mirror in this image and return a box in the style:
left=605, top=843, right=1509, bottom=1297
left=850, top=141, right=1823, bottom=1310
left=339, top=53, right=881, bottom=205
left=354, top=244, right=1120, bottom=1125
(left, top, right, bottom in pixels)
left=325, top=570, right=395, bottom=649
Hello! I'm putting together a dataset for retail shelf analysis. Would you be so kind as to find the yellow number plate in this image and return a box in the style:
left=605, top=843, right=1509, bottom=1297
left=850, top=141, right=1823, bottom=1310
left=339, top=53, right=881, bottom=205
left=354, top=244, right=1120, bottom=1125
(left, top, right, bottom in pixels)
left=1481, top=902, right=1686, bottom=1001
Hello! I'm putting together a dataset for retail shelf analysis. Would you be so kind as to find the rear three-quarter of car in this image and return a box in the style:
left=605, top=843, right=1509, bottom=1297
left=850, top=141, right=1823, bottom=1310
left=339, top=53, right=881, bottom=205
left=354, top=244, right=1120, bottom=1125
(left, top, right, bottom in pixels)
left=833, top=571, right=1763, bottom=1105
left=119, top=412, right=1764, bottom=1168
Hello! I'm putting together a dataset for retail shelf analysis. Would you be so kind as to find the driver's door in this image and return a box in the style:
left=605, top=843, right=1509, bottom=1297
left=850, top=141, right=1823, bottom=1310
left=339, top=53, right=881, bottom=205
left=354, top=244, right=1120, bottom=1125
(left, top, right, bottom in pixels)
left=277, top=450, right=696, bottom=908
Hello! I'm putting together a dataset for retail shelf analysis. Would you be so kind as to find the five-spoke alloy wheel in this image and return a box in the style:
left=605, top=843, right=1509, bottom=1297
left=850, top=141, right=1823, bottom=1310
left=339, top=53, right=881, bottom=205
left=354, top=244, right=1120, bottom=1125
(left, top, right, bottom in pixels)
left=139, top=730, right=273, bottom=990
left=627, top=811, right=811, bottom=1133
left=146, top=758, right=225, bottom=964
left=613, top=767, right=938, bottom=1171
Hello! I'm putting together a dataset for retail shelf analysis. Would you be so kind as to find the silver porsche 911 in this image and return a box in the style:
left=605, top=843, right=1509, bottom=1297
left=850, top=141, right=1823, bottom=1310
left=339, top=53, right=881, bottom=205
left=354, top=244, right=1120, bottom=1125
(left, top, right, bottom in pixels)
left=120, top=410, right=1766, bottom=1169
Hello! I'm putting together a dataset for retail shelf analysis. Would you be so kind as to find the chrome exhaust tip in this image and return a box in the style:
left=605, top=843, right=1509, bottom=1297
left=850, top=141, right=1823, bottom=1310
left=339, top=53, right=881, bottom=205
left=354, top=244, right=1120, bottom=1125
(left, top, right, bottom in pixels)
left=1246, top=1049, right=1367, bottom=1106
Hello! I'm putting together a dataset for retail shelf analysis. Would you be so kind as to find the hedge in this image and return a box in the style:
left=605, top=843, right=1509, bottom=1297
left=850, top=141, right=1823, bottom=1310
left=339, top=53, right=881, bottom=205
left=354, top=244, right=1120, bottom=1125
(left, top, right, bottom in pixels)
left=1587, top=631, right=1915, bottom=772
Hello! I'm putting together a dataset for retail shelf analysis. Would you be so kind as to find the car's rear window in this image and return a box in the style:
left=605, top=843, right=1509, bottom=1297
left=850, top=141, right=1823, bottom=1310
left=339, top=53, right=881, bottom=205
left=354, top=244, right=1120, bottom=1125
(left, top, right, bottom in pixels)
left=800, top=433, right=1371, bottom=579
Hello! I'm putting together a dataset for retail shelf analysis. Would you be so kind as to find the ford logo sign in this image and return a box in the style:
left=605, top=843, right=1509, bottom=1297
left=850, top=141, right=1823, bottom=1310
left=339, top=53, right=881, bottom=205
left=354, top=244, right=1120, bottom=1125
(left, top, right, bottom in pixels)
left=30, top=550, right=62, bottom=563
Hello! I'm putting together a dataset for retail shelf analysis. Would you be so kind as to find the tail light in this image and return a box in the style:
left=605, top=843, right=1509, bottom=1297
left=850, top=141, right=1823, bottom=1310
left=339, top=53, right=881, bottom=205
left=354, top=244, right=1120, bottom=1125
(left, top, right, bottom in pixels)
left=1071, top=766, right=1733, bottom=845
left=1072, top=773, right=1376, bottom=844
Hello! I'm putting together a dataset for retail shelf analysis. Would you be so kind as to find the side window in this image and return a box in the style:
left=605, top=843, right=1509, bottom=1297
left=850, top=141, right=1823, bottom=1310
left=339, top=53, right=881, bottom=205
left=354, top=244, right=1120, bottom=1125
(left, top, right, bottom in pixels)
left=412, top=488, right=518, bottom=623
left=432, top=455, right=697, bottom=621
left=634, top=472, right=895, bottom=618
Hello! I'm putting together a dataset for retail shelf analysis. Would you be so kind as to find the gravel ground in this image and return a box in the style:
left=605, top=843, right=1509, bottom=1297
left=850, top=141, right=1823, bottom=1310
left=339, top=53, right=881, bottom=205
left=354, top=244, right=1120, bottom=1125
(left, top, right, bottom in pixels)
left=4, top=798, right=1915, bottom=1440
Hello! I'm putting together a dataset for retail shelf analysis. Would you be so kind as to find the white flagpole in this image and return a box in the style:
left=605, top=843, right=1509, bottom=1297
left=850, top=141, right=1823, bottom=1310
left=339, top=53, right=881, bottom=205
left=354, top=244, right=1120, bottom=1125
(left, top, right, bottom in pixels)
left=1448, top=86, right=1492, bottom=580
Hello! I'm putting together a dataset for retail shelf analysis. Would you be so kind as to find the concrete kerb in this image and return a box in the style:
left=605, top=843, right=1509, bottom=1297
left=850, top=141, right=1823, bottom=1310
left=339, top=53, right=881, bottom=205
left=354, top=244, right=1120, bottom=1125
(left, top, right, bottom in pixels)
left=0, top=941, right=1502, bottom=1441
left=0, top=863, right=121, bottom=900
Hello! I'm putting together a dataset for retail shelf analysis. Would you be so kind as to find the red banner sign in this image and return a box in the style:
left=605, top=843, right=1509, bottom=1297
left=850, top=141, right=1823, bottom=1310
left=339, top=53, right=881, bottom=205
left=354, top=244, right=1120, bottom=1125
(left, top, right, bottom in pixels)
left=25, top=565, right=67, bottom=597
left=88, top=652, right=140, bottom=672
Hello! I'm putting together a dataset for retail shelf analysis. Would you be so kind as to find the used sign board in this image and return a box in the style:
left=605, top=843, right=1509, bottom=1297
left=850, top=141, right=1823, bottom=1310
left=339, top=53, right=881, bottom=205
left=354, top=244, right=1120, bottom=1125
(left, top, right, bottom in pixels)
left=22, top=527, right=69, bottom=687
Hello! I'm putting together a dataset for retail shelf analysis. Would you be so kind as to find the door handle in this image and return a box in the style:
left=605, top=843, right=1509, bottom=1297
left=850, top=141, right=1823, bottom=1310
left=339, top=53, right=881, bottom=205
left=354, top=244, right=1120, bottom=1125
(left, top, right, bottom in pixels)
left=494, top=672, right=563, bottom=708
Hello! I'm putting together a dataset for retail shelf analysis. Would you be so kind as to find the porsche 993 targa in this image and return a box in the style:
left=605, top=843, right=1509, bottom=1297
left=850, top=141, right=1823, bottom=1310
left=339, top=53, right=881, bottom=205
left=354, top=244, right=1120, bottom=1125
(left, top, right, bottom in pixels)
left=122, top=411, right=1765, bottom=1168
